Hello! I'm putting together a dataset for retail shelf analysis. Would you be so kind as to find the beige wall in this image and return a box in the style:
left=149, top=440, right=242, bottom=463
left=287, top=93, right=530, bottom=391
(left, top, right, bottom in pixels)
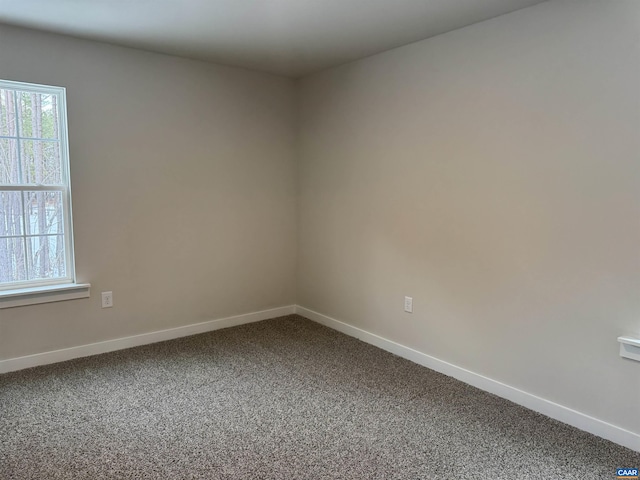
left=297, top=0, right=640, bottom=435
left=0, top=24, right=298, bottom=359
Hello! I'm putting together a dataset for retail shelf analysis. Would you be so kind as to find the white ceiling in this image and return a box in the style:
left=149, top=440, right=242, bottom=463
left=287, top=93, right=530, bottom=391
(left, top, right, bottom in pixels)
left=0, top=0, right=548, bottom=77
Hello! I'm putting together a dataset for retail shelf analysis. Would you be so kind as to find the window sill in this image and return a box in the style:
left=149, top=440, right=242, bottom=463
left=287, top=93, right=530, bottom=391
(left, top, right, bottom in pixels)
left=0, top=283, right=91, bottom=309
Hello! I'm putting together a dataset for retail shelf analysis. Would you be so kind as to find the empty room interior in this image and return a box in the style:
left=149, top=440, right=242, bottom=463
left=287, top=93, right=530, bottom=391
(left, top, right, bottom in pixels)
left=1, top=0, right=640, bottom=478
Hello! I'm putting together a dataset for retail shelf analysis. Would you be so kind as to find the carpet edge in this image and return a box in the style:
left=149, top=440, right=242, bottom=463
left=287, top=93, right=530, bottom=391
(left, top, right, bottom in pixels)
left=294, top=305, right=640, bottom=453
left=0, top=305, right=296, bottom=374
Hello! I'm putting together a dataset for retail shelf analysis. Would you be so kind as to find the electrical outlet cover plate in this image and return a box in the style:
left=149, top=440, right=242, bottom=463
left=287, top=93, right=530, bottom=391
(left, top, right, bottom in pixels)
left=101, top=291, right=113, bottom=308
left=404, top=296, right=413, bottom=313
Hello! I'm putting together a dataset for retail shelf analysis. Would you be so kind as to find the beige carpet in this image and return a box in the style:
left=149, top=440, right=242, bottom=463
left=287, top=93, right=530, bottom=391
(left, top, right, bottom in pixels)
left=1, top=315, right=638, bottom=479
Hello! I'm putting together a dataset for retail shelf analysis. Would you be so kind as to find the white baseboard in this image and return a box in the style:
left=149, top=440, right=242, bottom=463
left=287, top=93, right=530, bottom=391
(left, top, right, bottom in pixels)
left=295, top=305, right=640, bottom=452
left=0, top=305, right=296, bottom=375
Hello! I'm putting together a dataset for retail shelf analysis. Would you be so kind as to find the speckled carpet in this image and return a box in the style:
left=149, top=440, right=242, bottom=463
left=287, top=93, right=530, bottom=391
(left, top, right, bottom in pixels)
left=1, top=315, right=638, bottom=479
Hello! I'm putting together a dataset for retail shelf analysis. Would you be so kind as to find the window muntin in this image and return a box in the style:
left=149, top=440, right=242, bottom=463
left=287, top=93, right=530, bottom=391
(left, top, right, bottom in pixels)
left=0, top=80, right=76, bottom=291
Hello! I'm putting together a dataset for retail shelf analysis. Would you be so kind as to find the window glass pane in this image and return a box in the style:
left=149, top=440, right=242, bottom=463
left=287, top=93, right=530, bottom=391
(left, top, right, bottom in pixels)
left=0, top=237, right=27, bottom=283
left=0, top=89, right=18, bottom=137
left=26, top=234, right=66, bottom=280
left=18, top=92, right=59, bottom=139
left=0, top=138, right=19, bottom=184
left=24, top=191, right=63, bottom=235
left=20, top=139, right=62, bottom=185
left=0, top=80, right=73, bottom=290
left=0, top=191, right=24, bottom=236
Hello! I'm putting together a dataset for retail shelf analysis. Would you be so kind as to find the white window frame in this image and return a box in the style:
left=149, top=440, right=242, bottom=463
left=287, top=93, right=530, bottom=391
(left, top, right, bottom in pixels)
left=0, top=79, right=89, bottom=307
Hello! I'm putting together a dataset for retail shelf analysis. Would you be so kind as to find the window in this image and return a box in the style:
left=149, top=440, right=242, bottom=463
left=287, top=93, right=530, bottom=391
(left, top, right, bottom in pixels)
left=0, top=79, right=78, bottom=294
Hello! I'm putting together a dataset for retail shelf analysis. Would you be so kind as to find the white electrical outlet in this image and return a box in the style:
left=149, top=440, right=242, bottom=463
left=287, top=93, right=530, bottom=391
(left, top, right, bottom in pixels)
left=404, top=296, right=413, bottom=313
left=101, top=291, right=113, bottom=308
